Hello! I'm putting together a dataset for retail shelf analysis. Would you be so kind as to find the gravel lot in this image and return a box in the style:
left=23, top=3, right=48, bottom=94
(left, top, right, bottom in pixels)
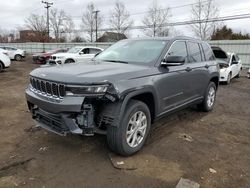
left=0, top=57, right=249, bottom=188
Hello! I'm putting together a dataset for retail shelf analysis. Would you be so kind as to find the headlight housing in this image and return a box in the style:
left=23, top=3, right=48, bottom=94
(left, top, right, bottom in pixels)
left=66, top=85, right=108, bottom=96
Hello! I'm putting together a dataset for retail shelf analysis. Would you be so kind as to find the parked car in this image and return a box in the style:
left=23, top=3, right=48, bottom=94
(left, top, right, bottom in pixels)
left=33, top=48, right=68, bottom=64
left=212, top=46, right=242, bottom=84
left=26, top=37, right=219, bottom=156
left=0, top=46, right=25, bottom=61
left=50, top=46, right=103, bottom=64
left=247, top=68, right=250, bottom=79
left=0, top=49, right=11, bottom=72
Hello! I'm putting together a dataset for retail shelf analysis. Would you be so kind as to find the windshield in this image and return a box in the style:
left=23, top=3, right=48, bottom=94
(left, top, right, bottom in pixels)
left=67, top=47, right=82, bottom=53
left=95, top=40, right=168, bottom=64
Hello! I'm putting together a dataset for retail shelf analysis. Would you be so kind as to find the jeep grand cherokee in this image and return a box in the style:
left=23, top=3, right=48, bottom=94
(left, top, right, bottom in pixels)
left=26, top=37, right=219, bottom=156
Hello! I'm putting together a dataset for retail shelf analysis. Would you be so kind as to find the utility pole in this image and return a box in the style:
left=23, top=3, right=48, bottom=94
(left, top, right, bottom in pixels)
left=93, top=10, right=100, bottom=42
left=42, top=1, right=53, bottom=41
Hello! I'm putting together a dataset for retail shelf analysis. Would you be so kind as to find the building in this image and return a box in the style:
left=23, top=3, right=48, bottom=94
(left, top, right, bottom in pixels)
left=19, top=30, right=50, bottom=42
left=96, top=32, right=127, bottom=42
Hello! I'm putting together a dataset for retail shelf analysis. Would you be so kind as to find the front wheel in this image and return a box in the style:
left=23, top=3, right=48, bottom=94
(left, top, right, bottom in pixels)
left=198, top=82, right=217, bottom=112
left=15, top=54, right=22, bottom=61
left=0, top=62, right=3, bottom=72
left=65, top=59, right=75, bottom=64
left=226, top=73, right=231, bottom=85
left=107, top=100, right=151, bottom=156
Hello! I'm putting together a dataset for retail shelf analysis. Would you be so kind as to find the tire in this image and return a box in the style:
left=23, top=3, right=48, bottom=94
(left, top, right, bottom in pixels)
left=198, top=82, right=217, bottom=112
left=65, top=59, right=75, bottom=64
left=107, top=100, right=151, bottom=156
left=0, top=62, right=3, bottom=72
left=15, top=54, right=22, bottom=61
left=226, top=73, right=231, bottom=85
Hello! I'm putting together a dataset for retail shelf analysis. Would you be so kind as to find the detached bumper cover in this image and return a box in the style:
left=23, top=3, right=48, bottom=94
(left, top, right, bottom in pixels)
left=26, top=88, right=94, bottom=136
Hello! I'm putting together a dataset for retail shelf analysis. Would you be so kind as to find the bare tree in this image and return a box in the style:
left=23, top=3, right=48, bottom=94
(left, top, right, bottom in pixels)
left=142, top=0, right=171, bottom=37
left=190, top=0, right=219, bottom=40
left=81, top=2, right=103, bottom=42
left=25, top=13, right=47, bottom=33
left=49, top=9, right=75, bottom=42
left=109, top=1, right=133, bottom=36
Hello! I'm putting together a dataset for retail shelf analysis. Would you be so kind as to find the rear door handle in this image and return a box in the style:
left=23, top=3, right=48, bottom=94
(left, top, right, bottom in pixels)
left=185, top=67, right=192, bottom=72
left=205, top=64, right=209, bottom=69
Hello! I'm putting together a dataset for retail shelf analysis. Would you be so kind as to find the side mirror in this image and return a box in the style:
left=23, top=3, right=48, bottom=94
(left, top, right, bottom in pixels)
left=161, top=56, right=185, bottom=66
left=232, top=61, right=238, bottom=65
left=79, top=52, right=84, bottom=55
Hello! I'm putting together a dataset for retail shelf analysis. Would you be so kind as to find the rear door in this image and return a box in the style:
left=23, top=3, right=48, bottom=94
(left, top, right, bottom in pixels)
left=186, top=41, right=212, bottom=98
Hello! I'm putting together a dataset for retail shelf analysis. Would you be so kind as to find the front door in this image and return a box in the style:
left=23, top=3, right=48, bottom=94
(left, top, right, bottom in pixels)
left=156, top=40, right=191, bottom=113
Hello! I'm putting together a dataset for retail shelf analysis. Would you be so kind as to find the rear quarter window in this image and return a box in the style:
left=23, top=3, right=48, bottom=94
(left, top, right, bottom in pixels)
left=202, top=43, right=216, bottom=61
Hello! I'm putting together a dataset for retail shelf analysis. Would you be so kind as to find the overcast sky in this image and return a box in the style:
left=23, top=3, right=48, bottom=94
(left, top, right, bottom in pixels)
left=1, top=0, right=250, bottom=38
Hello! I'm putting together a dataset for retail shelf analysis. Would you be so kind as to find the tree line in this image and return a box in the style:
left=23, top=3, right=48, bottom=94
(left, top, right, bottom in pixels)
left=1, top=0, right=250, bottom=43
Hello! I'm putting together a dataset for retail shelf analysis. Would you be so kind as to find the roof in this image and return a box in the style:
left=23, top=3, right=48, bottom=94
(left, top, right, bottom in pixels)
left=96, top=32, right=127, bottom=42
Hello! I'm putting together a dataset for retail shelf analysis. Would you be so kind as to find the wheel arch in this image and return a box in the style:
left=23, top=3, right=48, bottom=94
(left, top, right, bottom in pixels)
left=0, top=60, right=5, bottom=69
left=119, top=87, right=158, bottom=123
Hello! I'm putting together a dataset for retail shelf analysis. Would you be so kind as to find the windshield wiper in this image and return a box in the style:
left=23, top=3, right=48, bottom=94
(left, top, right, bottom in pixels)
left=103, top=60, right=128, bottom=64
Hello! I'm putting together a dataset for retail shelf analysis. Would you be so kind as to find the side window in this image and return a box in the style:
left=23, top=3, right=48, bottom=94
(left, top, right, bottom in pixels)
left=232, top=55, right=236, bottom=62
left=81, top=48, right=90, bottom=54
left=167, top=41, right=188, bottom=61
left=187, top=42, right=202, bottom=63
left=202, top=43, right=215, bottom=61
left=89, top=48, right=101, bottom=54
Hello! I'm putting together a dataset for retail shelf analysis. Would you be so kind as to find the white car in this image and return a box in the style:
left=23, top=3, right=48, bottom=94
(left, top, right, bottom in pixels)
left=0, top=46, right=25, bottom=61
left=247, top=68, right=250, bottom=79
left=212, top=46, right=242, bottom=84
left=50, top=46, right=103, bottom=64
left=0, top=49, right=11, bottom=72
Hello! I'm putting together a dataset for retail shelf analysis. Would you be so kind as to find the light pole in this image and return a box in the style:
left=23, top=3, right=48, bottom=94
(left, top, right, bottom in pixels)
left=93, top=10, right=100, bottom=42
left=42, top=1, right=53, bottom=41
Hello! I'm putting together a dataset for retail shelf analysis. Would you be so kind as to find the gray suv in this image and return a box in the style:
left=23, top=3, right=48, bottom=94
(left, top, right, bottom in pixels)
left=26, top=37, right=219, bottom=156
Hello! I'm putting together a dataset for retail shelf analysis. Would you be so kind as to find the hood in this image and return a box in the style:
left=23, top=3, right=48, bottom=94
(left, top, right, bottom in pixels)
left=30, top=61, right=154, bottom=84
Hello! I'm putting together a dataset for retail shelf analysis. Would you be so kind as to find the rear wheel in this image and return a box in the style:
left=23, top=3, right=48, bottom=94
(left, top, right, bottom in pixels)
left=107, top=100, right=151, bottom=156
left=198, top=82, right=217, bottom=112
left=15, top=54, right=22, bottom=61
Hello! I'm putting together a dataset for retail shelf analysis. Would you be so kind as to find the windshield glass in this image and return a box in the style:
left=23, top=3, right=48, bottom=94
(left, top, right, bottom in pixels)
left=95, top=40, right=168, bottom=64
left=67, top=47, right=82, bottom=53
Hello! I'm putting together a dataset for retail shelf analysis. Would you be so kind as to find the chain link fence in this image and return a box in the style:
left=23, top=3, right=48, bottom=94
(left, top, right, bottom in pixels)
left=0, top=40, right=250, bottom=67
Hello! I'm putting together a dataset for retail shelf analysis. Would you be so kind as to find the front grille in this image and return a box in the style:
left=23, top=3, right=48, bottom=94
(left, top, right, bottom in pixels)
left=30, top=77, right=65, bottom=98
left=35, top=109, right=69, bottom=134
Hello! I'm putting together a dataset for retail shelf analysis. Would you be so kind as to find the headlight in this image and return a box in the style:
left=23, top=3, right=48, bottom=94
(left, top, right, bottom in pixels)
left=220, top=68, right=227, bottom=73
left=66, top=85, right=108, bottom=96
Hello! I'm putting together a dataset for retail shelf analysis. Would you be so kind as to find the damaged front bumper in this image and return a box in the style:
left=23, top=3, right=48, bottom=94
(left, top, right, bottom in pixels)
left=26, top=87, right=112, bottom=136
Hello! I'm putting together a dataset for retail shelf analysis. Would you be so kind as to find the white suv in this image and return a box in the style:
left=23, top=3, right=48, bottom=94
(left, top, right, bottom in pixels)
left=0, top=49, right=11, bottom=72
left=50, top=46, right=103, bottom=64
left=0, top=46, right=25, bottom=61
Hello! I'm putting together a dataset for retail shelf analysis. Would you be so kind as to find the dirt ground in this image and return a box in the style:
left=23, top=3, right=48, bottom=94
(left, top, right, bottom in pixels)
left=0, top=57, right=249, bottom=188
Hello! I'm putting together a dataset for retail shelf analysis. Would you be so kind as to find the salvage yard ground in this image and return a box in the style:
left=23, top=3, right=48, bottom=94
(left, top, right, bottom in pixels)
left=0, top=57, right=249, bottom=188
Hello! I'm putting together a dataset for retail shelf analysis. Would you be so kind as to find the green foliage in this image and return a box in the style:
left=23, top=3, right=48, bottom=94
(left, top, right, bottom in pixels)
left=211, top=25, right=250, bottom=40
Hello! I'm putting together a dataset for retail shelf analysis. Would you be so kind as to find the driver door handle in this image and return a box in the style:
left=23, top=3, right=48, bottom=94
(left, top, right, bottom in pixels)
left=185, top=67, right=192, bottom=72
left=205, top=64, right=209, bottom=69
